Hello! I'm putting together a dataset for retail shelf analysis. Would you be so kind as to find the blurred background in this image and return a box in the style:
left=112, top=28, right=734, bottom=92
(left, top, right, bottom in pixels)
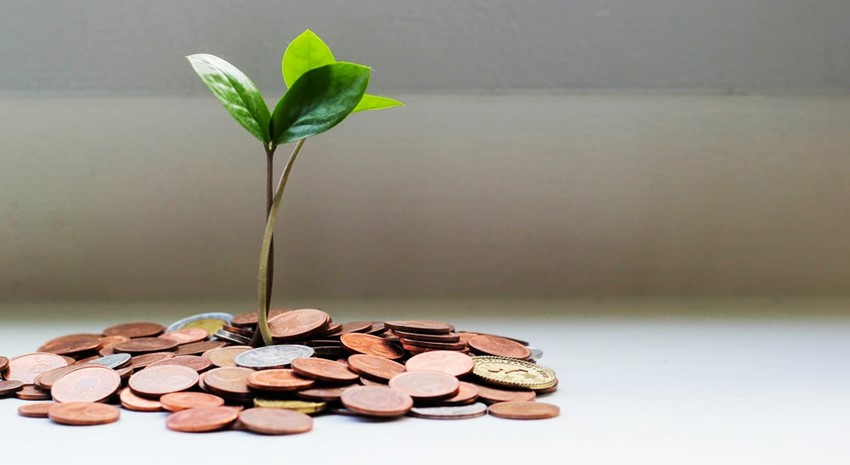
left=2, top=0, right=849, bottom=303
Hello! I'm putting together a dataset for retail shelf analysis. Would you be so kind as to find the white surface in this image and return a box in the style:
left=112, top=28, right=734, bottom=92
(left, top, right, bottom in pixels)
left=1, top=303, right=848, bottom=464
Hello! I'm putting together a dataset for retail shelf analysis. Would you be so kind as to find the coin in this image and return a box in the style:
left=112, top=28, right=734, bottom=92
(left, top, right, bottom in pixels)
left=235, top=345, right=315, bottom=370
left=213, top=329, right=252, bottom=346
left=166, top=312, right=233, bottom=335
left=119, top=387, right=162, bottom=412
left=385, top=320, right=455, bottom=334
left=166, top=406, right=239, bottom=432
left=0, top=379, right=24, bottom=396
left=128, top=365, right=199, bottom=398
left=527, top=346, right=544, bottom=360
left=174, top=340, right=227, bottom=356
left=18, top=402, right=55, bottom=418
left=86, top=353, right=132, bottom=369
left=405, top=351, right=474, bottom=377
left=0, top=356, right=9, bottom=373
left=130, top=352, right=175, bottom=370
left=253, top=399, right=327, bottom=414
left=409, top=402, right=488, bottom=420
left=160, top=392, right=225, bottom=412
left=34, top=365, right=89, bottom=390
left=471, top=356, right=557, bottom=391
left=296, top=385, right=355, bottom=402
left=159, top=328, right=209, bottom=345
left=268, top=309, right=331, bottom=341
left=333, top=321, right=374, bottom=335
left=200, top=367, right=254, bottom=398
left=16, top=385, right=52, bottom=400
left=399, top=338, right=467, bottom=351
left=7, top=353, right=68, bottom=384
left=488, top=401, right=560, bottom=420
left=203, top=346, right=251, bottom=368
left=148, top=355, right=212, bottom=373
left=291, top=358, right=359, bottom=383
left=50, top=365, right=121, bottom=403
left=247, top=369, right=315, bottom=392
left=113, top=338, right=178, bottom=355
left=239, top=408, right=313, bottom=435
left=103, top=322, right=165, bottom=339
left=388, top=371, right=460, bottom=402
left=431, top=381, right=480, bottom=406
left=340, top=386, right=413, bottom=417
left=37, top=334, right=102, bottom=356
left=359, top=376, right=387, bottom=387
left=474, top=383, right=536, bottom=404
left=346, top=354, right=406, bottom=382
left=230, top=309, right=289, bottom=328
left=340, top=333, right=404, bottom=360
left=467, top=335, right=531, bottom=359
left=391, top=330, right=461, bottom=343
left=460, top=330, right=529, bottom=346
left=49, top=401, right=121, bottom=426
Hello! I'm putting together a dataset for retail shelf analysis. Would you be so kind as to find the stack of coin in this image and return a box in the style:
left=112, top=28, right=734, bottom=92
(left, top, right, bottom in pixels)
left=2, top=309, right=560, bottom=431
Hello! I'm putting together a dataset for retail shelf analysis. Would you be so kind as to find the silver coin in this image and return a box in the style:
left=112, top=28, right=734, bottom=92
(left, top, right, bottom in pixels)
left=409, top=402, right=488, bottom=420
left=86, top=353, right=132, bottom=369
left=214, top=329, right=253, bottom=346
left=527, top=346, right=544, bottom=360
left=234, top=345, right=315, bottom=369
left=166, top=312, right=234, bottom=332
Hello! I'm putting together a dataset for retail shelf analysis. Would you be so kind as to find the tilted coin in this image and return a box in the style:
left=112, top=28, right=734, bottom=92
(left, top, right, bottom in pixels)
left=128, top=364, right=199, bottom=398
left=49, top=402, right=121, bottom=426
left=430, top=381, right=480, bottom=406
left=119, top=387, right=162, bottom=412
left=166, top=406, right=240, bottom=433
left=239, top=408, right=313, bottom=435
left=130, top=352, right=175, bottom=370
left=50, top=365, right=121, bottom=403
left=346, top=354, right=406, bottom=382
left=333, top=321, right=374, bottom=335
left=459, top=330, right=529, bottom=346
left=268, top=309, right=331, bottom=341
left=405, top=351, right=474, bottom=377
left=291, top=358, right=359, bottom=383
left=409, top=402, right=488, bottom=420
left=388, top=371, right=460, bottom=401
left=527, top=346, right=544, bottom=360
left=473, top=383, right=536, bottom=404
left=174, top=340, right=226, bottom=356
left=7, top=353, right=68, bottom=384
left=385, top=320, right=455, bottom=334
left=103, top=322, right=165, bottom=339
left=213, top=329, right=252, bottom=346
left=359, top=376, right=387, bottom=387
left=200, top=367, right=254, bottom=398
left=0, top=356, right=9, bottom=373
left=18, top=402, right=55, bottom=418
left=471, top=356, right=557, bottom=391
left=296, top=385, right=355, bottom=402
left=340, top=333, right=404, bottom=360
left=247, top=369, right=315, bottom=392
left=0, top=379, right=24, bottom=396
left=86, top=353, right=132, bottom=369
left=340, top=386, right=413, bottom=417
left=203, top=345, right=251, bottom=368
left=235, top=345, right=315, bottom=370
left=159, top=328, right=209, bottom=345
left=147, top=355, right=212, bottom=373
left=113, top=337, right=178, bottom=355
left=230, top=309, right=290, bottom=328
left=399, top=338, right=467, bottom=351
left=253, top=399, right=328, bottom=414
left=160, top=392, right=225, bottom=412
left=488, top=401, right=560, bottom=420
left=37, top=334, right=102, bottom=356
left=165, top=312, right=233, bottom=335
left=34, top=365, right=89, bottom=390
left=391, top=330, right=461, bottom=343
left=16, top=385, right=52, bottom=400
left=467, top=334, right=532, bottom=360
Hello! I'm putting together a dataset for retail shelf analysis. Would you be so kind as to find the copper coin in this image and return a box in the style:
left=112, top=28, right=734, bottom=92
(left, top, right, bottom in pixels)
left=34, top=365, right=89, bottom=390
left=130, top=352, right=175, bottom=370
left=18, top=402, right=55, bottom=418
left=38, top=334, right=102, bottom=356
left=203, top=346, right=252, bottom=368
left=291, top=358, right=359, bottom=383
left=119, top=387, right=162, bottom=412
left=128, top=364, right=199, bottom=398
left=148, top=355, right=212, bottom=373
left=99, top=334, right=131, bottom=348
left=7, top=353, right=68, bottom=384
left=335, top=321, right=374, bottom=335
left=431, top=381, right=480, bottom=406
left=0, top=379, right=24, bottom=396
left=474, top=383, right=536, bottom=404
left=392, top=330, right=461, bottom=343
left=166, top=406, right=240, bottom=432
left=320, top=322, right=343, bottom=336
left=0, top=356, right=9, bottom=373
left=340, top=333, right=404, bottom=360
left=174, top=340, right=227, bottom=356
left=247, top=369, right=315, bottom=392
left=268, top=309, right=331, bottom=341
left=366, top=322, right=388, bottom=335
left=488, top=401, right=559, bottom=420
left=17, top=385, right=52, bottom=400
left=159, top=328, right=209, bottom=345
left=230, top=308, right=290, bottom=328
left=461, top=330, right=529, bottom=346
left=385, top=320, right=455, bottom=334
left=160, top=392, right=225, bottom=412
left=200, top=367, right=254, bottom=397
left=359, top=376, right=387, bottom=387
left=409, top=402, right=489, bottom=420
left=340, top=385, right=413, bottom=417
left=114, top=337, right=178, bottom=355
left=103, top=322, right=165, bottom=338
left=405, top=351, right=474, bottom=377
left=296, top=384, right=356, bottom=402
left=347, top=354, right=406, bottom=382
left=399, top=338, right=467, bottom=351
left=467, top=335, right=531, bottom=359
left=51, top=365, right=121, bottom=403
left=239, top=407, right=313, bottom=435
left=389, top=371, right=460, bottom=401
left=49, top=401, right=120, bottom=425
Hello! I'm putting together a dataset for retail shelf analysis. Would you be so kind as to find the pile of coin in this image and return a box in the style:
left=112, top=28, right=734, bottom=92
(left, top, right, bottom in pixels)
left=0, top=309, right=559, bottom=434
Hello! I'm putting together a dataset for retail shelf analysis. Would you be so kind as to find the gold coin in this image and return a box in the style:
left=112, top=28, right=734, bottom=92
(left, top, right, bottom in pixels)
left=183, top=318, right=227, bottom=336
left=471, top=356, right=557, bottom=391
left=253, top=399, right=327, bottom=415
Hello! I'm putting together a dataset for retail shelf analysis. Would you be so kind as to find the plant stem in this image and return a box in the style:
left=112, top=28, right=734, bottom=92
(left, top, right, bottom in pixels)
left=256, top=138, right=307, bottom=346
left=265, top=145, right=276, bottom=318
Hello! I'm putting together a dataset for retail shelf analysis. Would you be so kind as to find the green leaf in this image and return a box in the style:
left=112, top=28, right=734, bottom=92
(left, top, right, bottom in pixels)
left=282, top=29, right=336, bottom=89
left=270, top=62, right=371, bottom=145
left=187, top=54, right=271, bottom=144
left=353, top=94, right=405, bottom=113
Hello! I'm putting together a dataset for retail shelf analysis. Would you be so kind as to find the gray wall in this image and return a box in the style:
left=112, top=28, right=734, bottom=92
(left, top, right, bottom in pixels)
left=2, top=1, right=850, bottom=300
